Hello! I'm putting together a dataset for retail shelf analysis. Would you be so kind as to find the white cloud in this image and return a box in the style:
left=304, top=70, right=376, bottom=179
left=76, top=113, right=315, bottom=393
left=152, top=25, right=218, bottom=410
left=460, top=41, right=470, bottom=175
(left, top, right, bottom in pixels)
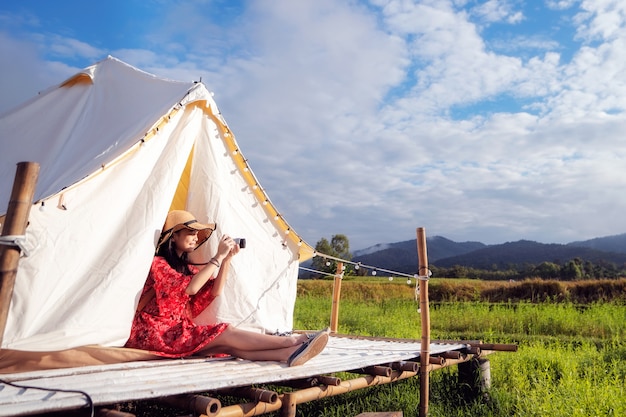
left=0, top=32, right=78, bottom=114
left=575, top=0, right=626, bottom=42
left=546, top=0, right=578, bottom=11
left=471, top=0, right=524, bottom=24
left=1, top=0, right=626, bottom=248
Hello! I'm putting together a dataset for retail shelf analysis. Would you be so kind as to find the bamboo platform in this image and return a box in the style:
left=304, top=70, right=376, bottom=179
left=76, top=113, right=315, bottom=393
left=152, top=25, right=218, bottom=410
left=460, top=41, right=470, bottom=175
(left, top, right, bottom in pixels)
left=0, top=335, right=475, bottom=416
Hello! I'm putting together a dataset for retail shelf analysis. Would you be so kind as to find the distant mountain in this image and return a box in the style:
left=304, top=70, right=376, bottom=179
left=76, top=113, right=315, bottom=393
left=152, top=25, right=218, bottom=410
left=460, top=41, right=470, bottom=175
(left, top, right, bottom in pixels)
left=349, top=233, right=626, bottom=273
left=352, top=236, right=485, bottom=272
left=434, top=240, right=626, bottom=269
left=567, top=233, right=626, bottom=254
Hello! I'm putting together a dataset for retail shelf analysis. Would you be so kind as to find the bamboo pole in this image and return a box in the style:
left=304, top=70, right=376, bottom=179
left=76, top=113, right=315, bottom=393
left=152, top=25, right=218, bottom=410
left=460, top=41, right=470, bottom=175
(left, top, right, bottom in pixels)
left=214, top=397, right=283, bottom=417
left=389, top=360, right=419, bottom=373
left=440, top=350, right=465, bottom=360
left=280, top=375, right=341, bottom=389
left=158, top=394, right=221, bottom=416
left=429, top=356, right=445, bottom=366
left=416, top=227, right=430, bottom=417
left=0, top=162, right=39, bottom=347
left=97, top=409, right=137, bottom=417
left=329, top=262, right=343, bottom=333
left=351, top=365, right=392, bottom=377
left=474, top=342, right=518, bottom=352
left=220, top=387, right=279, bottom=404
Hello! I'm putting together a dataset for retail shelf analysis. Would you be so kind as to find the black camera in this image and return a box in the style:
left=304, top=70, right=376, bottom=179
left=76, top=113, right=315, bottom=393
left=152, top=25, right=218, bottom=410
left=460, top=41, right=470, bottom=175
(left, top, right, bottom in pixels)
left=234, top=238, right=246, bottom=249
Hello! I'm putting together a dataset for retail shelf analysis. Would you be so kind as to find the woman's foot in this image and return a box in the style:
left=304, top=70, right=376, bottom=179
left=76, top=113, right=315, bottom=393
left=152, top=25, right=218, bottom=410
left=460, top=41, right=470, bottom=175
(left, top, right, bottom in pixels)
left=287, top=328, right=330, bottom=366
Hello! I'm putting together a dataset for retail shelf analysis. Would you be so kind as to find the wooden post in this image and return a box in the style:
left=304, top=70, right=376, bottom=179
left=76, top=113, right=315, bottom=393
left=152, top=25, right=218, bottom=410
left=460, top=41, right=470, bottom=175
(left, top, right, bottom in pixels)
left=330, top=262, right=343, bottom=333
left=416, top=227, right=430, bottom=417
left=0, top=162, right=40, bottom=347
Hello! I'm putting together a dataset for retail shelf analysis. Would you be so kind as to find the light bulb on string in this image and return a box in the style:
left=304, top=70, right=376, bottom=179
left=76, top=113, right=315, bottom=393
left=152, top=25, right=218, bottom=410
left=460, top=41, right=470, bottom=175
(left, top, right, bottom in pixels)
left=326, top=261, right=331, bottom=267
left=407, top=279, right=412, bottom=285
left=39, top=201, right=45, bottom=212
left=388, top=276, right=393, bottom=281
left=372, top=270, right=377, bottom=276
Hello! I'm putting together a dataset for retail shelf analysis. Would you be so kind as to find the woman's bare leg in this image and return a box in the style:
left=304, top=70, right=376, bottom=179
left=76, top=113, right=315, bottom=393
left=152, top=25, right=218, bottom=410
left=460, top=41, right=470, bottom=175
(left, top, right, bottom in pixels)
left=198, top=326, right=329, bottom=365
left=200, top=326, right=307, bottom=355
left=207, top=345, right=299, bottom=362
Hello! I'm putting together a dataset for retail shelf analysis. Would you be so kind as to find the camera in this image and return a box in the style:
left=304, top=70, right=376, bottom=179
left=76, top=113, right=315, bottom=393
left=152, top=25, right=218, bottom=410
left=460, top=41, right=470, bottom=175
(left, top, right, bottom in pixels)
left=234, top=238, right=246, bottom=249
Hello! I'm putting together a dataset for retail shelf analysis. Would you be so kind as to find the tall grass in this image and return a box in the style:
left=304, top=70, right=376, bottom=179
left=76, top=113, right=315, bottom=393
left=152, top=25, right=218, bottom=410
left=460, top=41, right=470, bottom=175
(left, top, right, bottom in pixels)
left=291, top=281, right=626, bottom=417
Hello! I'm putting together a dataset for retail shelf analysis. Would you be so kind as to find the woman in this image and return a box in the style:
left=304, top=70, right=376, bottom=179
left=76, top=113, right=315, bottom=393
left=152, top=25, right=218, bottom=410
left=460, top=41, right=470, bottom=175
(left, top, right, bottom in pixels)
left=125, top=210, right=328, bottom=366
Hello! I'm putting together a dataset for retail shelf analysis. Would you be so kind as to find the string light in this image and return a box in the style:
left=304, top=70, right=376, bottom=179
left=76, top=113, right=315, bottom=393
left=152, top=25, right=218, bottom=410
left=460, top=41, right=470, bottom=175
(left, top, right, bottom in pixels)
left=39, top=201, right=45, bottom=212
left=303, top=253, right=420, bottom=281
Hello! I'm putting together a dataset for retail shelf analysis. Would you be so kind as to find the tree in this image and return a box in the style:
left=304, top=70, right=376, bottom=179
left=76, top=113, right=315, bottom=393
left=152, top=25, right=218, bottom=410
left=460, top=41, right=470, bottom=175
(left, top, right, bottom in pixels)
left=560, top=259, right=583, bottom=280
left=312, top=234, right=353, bottom=276
left=533, top=262, right=561, bottom=279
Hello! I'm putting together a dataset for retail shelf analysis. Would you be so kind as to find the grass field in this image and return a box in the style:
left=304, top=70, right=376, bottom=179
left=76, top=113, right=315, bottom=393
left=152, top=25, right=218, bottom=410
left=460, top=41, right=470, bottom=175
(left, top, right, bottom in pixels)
left=288, top=278, right=626, bottom=416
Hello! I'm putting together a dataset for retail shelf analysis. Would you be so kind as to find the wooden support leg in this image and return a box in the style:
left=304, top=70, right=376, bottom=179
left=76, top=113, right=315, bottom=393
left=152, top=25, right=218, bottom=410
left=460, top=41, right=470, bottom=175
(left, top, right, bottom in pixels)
left=280, top=392, right=297, bottom=417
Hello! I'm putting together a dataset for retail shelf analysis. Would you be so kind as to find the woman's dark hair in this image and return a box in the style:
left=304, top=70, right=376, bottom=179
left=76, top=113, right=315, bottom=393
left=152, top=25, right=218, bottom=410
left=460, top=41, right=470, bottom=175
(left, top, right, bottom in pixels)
left=156, top=232, right=193, bottom=275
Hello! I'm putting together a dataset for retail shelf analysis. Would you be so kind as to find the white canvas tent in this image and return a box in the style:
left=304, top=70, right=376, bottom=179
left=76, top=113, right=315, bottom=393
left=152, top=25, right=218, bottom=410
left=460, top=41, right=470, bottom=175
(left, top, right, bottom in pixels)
left=0, top=56, right=314, bottom=355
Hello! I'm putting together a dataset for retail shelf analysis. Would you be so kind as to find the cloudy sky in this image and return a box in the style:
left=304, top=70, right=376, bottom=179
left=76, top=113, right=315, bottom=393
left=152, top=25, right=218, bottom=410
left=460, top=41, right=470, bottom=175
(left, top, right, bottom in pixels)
left=1, top=0, right=625, bottom=250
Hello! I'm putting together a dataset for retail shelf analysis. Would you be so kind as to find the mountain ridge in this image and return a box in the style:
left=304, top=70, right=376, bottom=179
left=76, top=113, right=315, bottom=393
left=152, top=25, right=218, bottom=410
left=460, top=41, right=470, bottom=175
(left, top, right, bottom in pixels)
left=351, top=233, right=626, bottom=274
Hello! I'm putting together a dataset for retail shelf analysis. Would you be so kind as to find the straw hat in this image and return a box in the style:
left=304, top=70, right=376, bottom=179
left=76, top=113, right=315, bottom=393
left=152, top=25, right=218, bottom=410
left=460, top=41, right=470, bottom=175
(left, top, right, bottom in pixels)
left=157, top=210, right=216, bottom=251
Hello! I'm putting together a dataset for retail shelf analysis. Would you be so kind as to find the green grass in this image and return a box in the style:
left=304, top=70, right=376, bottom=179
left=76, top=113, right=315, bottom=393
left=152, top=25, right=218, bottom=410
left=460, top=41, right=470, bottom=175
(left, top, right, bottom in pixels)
left=290, top=286, right=626, bottom=417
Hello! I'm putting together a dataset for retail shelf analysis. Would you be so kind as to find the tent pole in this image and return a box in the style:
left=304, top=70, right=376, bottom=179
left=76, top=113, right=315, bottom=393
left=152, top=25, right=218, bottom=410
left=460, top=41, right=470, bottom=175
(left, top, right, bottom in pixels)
left=330, top=262, right=343, bottom=333
left=416, top=227, right=430, bottom=417
left=0, top=162, right=39, bottom=346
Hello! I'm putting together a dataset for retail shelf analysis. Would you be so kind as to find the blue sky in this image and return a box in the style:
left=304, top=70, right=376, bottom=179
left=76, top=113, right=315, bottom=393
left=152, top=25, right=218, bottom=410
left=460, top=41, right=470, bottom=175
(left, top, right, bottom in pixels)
left=1, top=0, right=626, bottom=251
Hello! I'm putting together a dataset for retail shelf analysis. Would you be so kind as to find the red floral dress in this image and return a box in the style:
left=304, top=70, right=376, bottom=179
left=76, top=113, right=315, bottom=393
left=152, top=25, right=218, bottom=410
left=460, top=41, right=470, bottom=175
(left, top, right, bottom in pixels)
left=125, top=256, right=228, bottom=357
